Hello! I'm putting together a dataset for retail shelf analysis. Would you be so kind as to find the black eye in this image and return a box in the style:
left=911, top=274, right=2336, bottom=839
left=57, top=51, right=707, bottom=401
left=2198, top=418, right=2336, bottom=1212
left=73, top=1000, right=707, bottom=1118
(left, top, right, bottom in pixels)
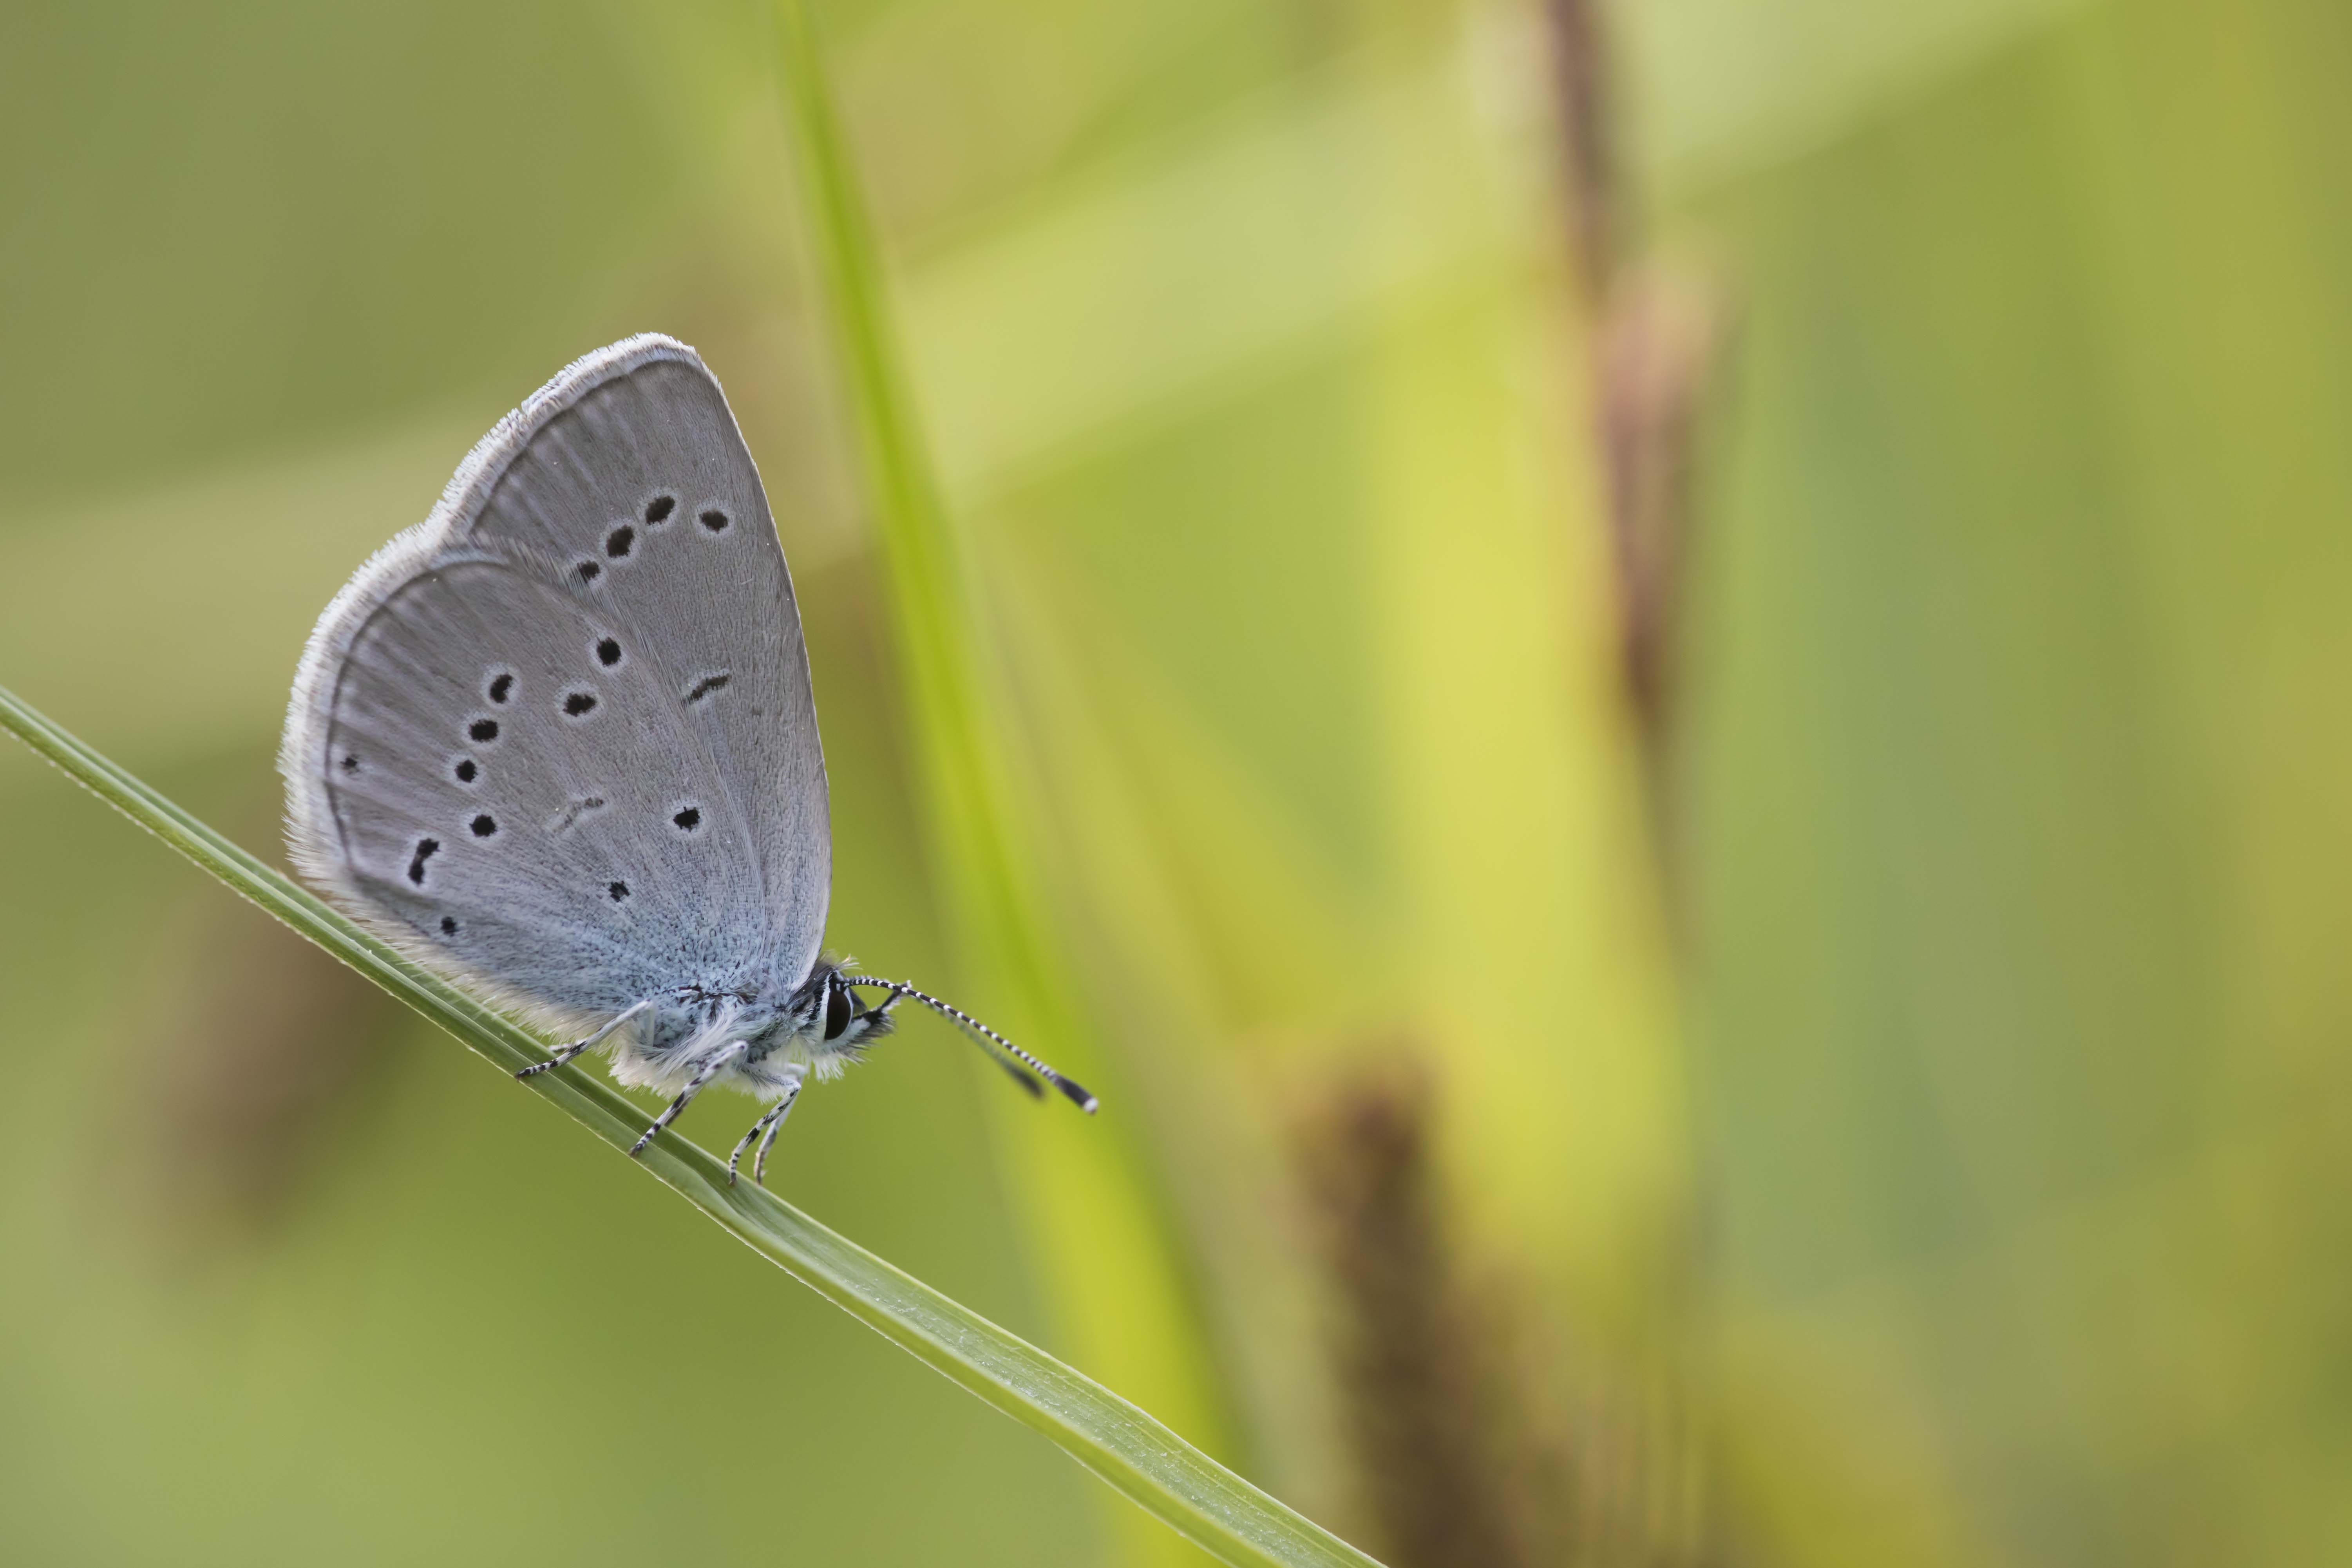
left=469, top=719, right=499, bottom=743
left=672, top=806, right=701, bottom=832
left=439, top=916, right=459, bottom=935
left=699, top=507, right=729, bottom=532
left=645, top=495, right=675, bottom=524
left=823, top=981, right=853, bottom=1042
left=488, top=673, right=514, bottom=704
left=576, top=559, right=602, bottom=583
left=596, top=637, right=621, bottom=667
left=454, top=758, right=478, bottom=783
left=605, top=526, right=635, bottom=559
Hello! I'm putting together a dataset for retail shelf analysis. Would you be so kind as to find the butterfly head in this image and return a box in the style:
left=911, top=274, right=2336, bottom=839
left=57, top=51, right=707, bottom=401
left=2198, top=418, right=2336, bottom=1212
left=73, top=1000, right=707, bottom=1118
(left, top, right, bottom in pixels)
left=810, top=960, right=896, bottom=1062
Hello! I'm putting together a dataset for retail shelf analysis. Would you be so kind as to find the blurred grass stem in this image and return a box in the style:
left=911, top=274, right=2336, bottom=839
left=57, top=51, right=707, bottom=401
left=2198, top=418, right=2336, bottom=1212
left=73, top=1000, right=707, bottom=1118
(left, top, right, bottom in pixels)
left=0, top=682, right=1381, bottom=1568
left=767, top=4, right=1247, bottom=1565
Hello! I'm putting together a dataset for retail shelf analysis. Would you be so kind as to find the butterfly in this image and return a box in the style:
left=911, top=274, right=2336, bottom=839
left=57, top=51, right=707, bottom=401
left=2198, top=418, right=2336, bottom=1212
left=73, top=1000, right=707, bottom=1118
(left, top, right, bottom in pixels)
left=280, top=335, right=1092, bottom=1185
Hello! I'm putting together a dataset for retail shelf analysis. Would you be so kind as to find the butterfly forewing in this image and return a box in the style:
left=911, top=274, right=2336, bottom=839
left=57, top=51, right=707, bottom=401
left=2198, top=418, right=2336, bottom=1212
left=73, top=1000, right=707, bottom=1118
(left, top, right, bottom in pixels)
left=287, top=337, right=832, bottom=1021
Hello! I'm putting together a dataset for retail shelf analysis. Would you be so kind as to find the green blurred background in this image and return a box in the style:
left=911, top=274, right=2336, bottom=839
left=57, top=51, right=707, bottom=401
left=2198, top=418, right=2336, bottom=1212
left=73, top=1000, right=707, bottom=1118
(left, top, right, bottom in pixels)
left=3, top=0, right=2347, bottom=1564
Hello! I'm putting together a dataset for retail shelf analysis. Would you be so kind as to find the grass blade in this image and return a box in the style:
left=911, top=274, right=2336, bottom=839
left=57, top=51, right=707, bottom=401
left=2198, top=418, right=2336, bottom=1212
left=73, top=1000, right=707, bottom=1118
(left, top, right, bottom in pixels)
left=0, top=681, right=1381, bottom=1568
left=766, top=8, right=1250, bottom=1566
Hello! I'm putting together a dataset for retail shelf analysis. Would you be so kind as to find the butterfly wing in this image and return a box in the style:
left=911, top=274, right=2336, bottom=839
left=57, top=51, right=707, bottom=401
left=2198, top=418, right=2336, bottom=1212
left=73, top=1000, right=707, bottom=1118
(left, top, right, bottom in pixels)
left=280, top=336, right=831, bottom=1026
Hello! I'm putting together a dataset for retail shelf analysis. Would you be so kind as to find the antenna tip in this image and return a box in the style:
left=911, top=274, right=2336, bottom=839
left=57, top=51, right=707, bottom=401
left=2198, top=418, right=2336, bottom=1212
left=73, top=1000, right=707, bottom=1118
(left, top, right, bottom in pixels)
left=1056, top=1077, right=1099, bottom=1114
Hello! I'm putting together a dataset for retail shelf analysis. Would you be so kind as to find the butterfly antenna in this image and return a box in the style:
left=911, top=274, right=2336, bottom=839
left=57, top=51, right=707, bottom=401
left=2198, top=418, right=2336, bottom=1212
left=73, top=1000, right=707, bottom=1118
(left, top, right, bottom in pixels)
left=845, top=977, right=1098, bottom=1113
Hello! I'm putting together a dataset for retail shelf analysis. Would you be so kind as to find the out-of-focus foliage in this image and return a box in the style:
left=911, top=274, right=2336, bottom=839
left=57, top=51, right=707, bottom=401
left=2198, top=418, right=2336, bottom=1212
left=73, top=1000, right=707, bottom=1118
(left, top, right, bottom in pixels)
left=1654, top=2, right=2352, bottom=1563
left=1, top=0, right=2345, bottom=1563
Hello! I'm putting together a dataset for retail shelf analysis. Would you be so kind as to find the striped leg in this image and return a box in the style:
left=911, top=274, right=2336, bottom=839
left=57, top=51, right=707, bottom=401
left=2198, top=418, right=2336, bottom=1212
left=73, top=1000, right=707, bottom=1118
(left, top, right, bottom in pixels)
left=516, top=999, right=651, bottom=1080
left=727, top=1072, right=806, bottom=1188
left=753, top=1077, right=807, bottom=1187
left=628, top=1041, right=747, bottom=1157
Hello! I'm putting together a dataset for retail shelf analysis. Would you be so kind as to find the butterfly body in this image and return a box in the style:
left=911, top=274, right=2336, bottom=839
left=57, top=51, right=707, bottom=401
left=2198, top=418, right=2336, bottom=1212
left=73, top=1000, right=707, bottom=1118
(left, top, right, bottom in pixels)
left=603, top=962, right=894, bottom=1100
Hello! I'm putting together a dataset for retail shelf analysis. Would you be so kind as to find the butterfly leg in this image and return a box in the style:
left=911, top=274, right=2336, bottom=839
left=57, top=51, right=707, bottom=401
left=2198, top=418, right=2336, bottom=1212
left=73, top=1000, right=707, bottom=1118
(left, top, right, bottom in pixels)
left=516, top=999, right=651, bottom=1080
left=629, top=1041, right=748, bottom=1157
left=727, top=1070, right=807, bottom=1188
left=752, top=1075, right=808, bottom=1188
left=514, top=1039, right=595, bottom=1080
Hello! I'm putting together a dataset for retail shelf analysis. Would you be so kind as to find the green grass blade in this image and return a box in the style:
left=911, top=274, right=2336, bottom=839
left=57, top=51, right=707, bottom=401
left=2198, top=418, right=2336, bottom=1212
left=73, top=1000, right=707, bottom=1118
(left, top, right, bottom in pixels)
left=766, top=9, right=1250, bottom=1567
left=0, top=682, right=1380, bottom=1568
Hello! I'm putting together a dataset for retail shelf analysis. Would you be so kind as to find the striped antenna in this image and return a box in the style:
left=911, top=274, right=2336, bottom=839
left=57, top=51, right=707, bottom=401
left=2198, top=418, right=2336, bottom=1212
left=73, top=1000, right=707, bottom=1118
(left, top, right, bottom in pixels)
left=845, top=976, right=1098, bottom=1113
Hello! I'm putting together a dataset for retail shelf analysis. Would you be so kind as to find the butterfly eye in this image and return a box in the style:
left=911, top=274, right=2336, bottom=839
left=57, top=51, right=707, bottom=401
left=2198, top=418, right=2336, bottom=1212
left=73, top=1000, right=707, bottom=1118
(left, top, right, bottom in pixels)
left=823, top=980, right=854, bottom=1042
